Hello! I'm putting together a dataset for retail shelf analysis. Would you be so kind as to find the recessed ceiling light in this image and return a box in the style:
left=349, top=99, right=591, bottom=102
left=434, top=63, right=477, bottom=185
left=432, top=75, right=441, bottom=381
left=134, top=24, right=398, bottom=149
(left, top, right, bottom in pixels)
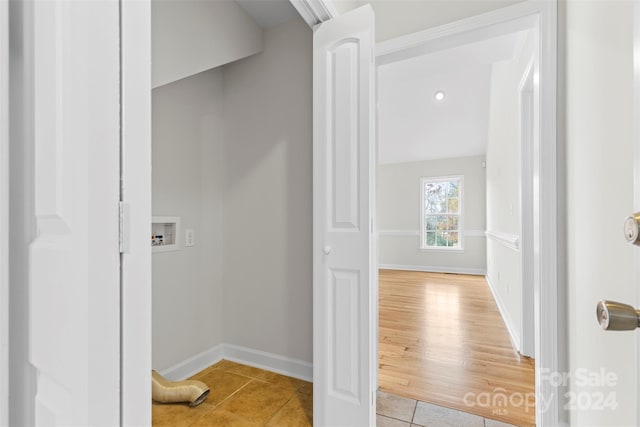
left=434, top=91, right=446, bottom=102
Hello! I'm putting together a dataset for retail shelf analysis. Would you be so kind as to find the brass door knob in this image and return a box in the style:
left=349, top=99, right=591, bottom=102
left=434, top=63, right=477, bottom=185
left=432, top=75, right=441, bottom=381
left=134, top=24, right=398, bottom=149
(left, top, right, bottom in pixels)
left=596, top=300, right=640, bottom=331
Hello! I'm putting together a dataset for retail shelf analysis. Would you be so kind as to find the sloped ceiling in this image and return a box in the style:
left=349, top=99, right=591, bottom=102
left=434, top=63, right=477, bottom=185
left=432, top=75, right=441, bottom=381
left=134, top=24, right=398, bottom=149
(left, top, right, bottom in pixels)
left=378, top=30, right=529, bottom=164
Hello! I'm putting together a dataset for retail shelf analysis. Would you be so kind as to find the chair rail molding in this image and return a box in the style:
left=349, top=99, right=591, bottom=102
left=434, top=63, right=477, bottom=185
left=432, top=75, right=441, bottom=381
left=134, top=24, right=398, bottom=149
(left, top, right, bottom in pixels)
left=486, top=230, right=520, bottom=251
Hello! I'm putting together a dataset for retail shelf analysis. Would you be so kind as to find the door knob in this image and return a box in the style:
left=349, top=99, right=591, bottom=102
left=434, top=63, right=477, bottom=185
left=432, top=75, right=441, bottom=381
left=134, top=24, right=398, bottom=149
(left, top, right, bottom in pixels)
left=623, top=213, right=640, bottom=245
left=323, top=246, right=332, bottom=255
left=596, top=300, right=640, bottom=330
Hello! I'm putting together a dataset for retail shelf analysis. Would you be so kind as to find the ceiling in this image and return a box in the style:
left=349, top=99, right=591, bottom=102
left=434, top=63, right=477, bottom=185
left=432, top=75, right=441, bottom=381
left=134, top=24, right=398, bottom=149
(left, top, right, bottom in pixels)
left=234, top=0, right=299, bottom=28
left=378, top=30, right=529, bottom=164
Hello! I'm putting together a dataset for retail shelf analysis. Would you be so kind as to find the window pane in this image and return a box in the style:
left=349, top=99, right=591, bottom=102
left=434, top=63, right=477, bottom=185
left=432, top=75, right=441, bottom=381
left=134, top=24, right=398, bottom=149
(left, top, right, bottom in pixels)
left=448, top=215, right=459, bottom=231
left=448, top=180, right=459, bottom=198
left=426, top=231, right=436, bottom=246
left=448, top=232, right=459, bottom=247
left=425, top=183, right=439, bottom=213
left=448, top=197, right=459, bottom=213
left=436, top=231, right=446, bottom=246
left=426, top=216, right=437, bottom=231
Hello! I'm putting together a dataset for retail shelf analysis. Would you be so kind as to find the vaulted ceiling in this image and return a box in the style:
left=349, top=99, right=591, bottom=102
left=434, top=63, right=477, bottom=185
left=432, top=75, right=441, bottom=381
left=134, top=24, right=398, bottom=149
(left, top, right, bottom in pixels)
left=378, top=30, right=529, bottom=164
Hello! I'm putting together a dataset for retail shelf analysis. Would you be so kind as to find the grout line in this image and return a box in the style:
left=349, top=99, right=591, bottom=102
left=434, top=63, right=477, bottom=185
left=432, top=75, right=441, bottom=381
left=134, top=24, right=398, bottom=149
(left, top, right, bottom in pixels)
left=211, top=378, right=255, bottom=409
left=263, top=392, right=297, bottom=425
left=411, top=398, right=418, bottom=425
left=375, top=412, right=416, bottom=425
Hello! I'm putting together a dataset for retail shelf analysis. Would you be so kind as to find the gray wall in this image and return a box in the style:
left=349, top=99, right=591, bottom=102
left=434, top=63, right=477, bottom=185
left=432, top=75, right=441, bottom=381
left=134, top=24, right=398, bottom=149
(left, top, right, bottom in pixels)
left=152, top=17, right=313, bottom=371
left=222, top=18, right=313, bottom=363
left=378, top=156, right=486, bottom=274
left=152, top=68, right=225, bottom=370
left=152, top=0, right=263, bottom=88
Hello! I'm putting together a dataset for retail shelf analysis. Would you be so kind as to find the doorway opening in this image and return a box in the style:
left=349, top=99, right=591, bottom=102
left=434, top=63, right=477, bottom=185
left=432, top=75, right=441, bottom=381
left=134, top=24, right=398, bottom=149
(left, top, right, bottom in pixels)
left=148, top=1, right=316, bottom=425
left=373, top=7, right=555, bottom=426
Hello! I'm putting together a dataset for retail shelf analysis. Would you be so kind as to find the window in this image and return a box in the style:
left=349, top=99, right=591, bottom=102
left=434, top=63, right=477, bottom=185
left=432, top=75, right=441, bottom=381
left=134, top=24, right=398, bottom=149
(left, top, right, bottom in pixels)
left=421, top=176, right=463, bottom=250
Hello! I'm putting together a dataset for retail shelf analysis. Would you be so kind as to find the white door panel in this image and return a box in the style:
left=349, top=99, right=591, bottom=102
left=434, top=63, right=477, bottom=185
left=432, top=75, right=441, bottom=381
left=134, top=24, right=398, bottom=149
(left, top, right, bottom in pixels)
left=313, top=5, right=375, bottom=426
left=29, top=0, right=120, bottom=424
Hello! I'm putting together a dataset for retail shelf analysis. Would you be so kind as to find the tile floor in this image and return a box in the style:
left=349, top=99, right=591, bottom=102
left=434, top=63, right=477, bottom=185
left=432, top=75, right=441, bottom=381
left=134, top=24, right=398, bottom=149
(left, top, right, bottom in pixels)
left=152, top=360, right=312, bottom=427
left=152, top=360, right=519, bottom=427
left=377, top=390, right=518, bottom=427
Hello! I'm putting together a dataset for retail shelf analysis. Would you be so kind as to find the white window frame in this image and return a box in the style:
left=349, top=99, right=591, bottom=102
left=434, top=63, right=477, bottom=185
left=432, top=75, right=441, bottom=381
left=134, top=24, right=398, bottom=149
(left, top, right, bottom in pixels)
left=420, top=175, right=464, bottom=252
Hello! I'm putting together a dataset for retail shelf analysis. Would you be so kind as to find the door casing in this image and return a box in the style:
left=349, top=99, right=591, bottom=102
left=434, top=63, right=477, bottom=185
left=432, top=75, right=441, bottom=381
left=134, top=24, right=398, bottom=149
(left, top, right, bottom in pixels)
left=0, top=0, right=9, bottom=424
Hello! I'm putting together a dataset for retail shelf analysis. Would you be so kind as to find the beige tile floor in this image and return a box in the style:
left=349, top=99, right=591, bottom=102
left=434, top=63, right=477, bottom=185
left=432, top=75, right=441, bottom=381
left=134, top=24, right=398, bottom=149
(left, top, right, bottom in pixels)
left=153, top=361, right=519, bottom=426
left=377, top=390, right=519, bottom=427
left=152, top=360, right=312, bottom=427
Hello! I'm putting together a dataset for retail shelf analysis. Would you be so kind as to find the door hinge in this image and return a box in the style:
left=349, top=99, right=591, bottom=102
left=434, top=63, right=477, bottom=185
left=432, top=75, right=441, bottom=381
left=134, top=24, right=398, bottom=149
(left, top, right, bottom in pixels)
left=119, top=201, right=130, bottom=254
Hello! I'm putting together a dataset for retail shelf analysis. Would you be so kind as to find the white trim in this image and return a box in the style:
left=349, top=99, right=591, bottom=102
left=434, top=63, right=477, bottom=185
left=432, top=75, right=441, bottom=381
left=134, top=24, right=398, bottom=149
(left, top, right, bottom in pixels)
left=379, top=264, right=486, bottom=276
left=536, top=2, right=561, bottom=425
left=633, top=2, right=640, bottom=423
left=376, top=2, right=561, bottom=426
left=223, top=344, right=313, bottom=382
left=378, top=229, right=485, bottom=237
left=519, top=57, right=535, bottom=359
left=289, top=0, right=337, bottom=28
left=159, top=344, right=313, bottom=383
left=159, top=344, right=224, bottom=381
left=376, top=2, right=538, bottom=66
left=0, top=0, right=9, bottom=422
left=485, top=275, right=521, bottom=354
left=485, top=230, right=520, bottom=251
left=121, top=1, right=152, bottom=425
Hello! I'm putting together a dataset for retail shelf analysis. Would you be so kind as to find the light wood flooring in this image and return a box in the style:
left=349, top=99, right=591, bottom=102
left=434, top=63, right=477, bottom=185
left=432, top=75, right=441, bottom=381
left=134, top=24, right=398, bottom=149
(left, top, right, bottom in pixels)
left=378, top=270, right=535, bottom=427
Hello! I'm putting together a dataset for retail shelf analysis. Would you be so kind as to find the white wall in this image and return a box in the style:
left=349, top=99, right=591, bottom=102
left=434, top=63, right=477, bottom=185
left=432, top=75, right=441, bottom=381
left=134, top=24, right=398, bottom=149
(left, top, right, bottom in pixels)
left=378, top=156, right=486, bottom=274
left=484, top=32, right=533, bottom=350
left=221, top=18, right=313, bottom=363
left=152, top=68, right=225, bottom=371
left=334, top=0, right=526, bottom=41
left=564, top=0, right=637, bottom=425
left=152, top=0, right=263, bottom=88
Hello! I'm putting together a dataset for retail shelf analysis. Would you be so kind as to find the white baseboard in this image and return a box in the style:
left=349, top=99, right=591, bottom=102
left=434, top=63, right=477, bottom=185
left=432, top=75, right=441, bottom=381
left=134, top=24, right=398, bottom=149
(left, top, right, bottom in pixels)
left=484, top=275, right=521, bottom=353
left=223, top=344, right=312, bottom=382
left=158, top=343, right=312, bottom=383
left=379, top=263, right=486, bottom=276
left=159, top=344, right=224, bottom=381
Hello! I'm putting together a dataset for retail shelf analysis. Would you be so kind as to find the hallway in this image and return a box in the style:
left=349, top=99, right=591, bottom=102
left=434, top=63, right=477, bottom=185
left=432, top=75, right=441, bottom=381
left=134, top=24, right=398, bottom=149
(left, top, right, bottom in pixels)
left=378, top=270, right=535, bottom=427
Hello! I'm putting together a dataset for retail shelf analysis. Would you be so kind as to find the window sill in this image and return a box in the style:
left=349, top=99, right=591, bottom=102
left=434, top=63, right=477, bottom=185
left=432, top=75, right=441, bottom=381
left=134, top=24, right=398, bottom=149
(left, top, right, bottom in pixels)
left=420, top=247, right=465, bottom=253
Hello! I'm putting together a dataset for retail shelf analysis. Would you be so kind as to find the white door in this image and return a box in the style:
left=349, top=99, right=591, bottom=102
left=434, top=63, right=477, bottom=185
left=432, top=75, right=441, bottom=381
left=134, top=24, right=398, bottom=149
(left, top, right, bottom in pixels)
left=313, top=5, right=376, bottom=426
left=28, top=0, right=121, bottom=424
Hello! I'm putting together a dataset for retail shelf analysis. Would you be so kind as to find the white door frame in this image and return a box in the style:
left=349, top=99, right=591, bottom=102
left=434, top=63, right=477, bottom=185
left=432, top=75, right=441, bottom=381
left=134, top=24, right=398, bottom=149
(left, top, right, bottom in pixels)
left=633, top=1, right=640, bottom=424
left=520, top=58, right=536, bottom=359
left=376, top=2, right=561, bottom=426
left=121, top=0, right=152, bottom=425
left=0, top=0, right=9, bottom=423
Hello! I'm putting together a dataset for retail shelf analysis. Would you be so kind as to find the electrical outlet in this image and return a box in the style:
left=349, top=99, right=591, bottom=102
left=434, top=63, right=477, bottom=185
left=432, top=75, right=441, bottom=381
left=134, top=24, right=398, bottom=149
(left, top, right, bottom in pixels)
left=185, top=229, right=195, bottom=247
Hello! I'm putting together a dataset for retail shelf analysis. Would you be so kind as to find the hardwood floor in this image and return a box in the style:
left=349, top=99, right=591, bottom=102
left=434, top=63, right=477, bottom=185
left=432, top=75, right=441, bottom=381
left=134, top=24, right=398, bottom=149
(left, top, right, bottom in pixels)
left=378, top=269, right=535, bottom=427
